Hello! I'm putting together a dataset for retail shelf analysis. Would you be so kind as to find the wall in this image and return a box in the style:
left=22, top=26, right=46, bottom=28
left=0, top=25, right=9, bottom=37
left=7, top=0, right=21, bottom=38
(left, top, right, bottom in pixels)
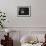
left=0, top=0, right=46, bottom=27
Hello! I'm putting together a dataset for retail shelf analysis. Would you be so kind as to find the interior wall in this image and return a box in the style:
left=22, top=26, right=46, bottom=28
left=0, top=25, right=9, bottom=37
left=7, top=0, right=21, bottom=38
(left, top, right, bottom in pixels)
left=0, top=0, right=46, bottom=27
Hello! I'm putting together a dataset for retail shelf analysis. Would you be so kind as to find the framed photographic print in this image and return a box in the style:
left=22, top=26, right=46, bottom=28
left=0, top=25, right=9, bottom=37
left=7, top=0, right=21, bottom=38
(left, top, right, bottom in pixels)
left=17, top=6, right=31, bottom=17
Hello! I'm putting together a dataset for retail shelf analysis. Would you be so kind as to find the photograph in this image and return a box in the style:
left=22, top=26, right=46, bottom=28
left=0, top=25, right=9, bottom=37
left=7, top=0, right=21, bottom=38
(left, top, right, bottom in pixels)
left=17, top=6, right=31, bottom=17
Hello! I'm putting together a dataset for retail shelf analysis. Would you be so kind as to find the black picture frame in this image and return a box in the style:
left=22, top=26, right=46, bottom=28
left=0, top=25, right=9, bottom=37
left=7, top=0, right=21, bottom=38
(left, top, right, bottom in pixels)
left=17, top=6, right=31, bottom=17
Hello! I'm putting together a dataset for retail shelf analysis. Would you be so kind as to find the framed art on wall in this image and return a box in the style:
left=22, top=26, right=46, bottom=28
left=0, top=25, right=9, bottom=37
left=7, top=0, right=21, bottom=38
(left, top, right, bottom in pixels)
left=17, top=6, right=31, bottom=17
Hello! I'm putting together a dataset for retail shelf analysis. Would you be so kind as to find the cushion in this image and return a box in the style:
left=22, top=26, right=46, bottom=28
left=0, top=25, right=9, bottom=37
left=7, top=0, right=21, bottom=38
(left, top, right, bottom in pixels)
left=20, top=35, right=37, bottom=43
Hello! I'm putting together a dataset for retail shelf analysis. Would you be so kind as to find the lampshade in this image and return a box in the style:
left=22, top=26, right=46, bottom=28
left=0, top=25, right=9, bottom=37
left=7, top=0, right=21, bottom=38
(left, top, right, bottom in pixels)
left=5, top=29, right=10, bottom=33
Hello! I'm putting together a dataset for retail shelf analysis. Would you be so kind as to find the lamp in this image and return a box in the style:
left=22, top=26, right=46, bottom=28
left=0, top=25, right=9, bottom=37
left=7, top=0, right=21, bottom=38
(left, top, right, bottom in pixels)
left=5, top=29, right=9, bottom=33
left=5, top=29, right=10, bottom=37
